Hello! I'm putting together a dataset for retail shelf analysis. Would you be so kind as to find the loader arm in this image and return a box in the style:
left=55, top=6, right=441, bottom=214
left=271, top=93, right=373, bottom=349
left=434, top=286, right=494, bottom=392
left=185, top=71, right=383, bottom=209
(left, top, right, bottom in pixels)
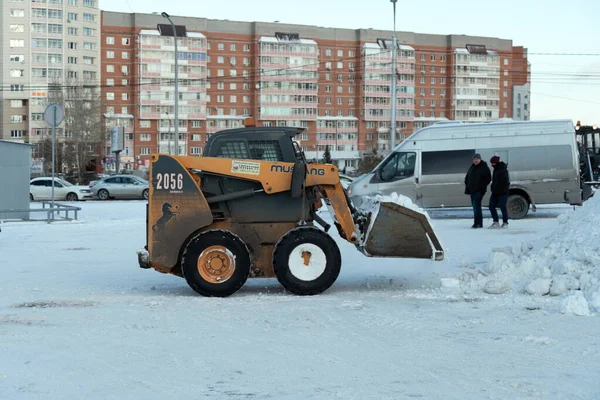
left=170, top=155, right=340, bottom=194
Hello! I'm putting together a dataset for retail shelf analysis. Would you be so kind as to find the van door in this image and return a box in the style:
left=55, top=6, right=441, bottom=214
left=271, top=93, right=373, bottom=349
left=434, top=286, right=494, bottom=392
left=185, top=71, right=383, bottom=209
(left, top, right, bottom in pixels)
left=371, top=151, right=419, bottom=205
left=419, top=149, right=476, bottom=207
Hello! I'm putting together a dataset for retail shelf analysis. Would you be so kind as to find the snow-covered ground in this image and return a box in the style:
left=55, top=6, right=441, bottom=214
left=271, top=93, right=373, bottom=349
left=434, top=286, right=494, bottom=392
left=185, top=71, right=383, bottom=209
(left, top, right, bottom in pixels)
left=1, top=200, right=599, bottom=399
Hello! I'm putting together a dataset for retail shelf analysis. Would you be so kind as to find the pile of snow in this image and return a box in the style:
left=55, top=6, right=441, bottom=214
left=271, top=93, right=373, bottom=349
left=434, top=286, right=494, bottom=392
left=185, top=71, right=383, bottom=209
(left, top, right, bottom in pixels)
left=465, top=194, right=600, bottom=316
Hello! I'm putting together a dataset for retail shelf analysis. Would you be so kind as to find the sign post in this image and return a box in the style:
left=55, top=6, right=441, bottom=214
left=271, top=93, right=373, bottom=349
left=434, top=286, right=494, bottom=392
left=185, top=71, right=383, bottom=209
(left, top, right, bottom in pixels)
left=44, top=103, right=65, bottom=218
left=111, top=126, right=125, bottom=173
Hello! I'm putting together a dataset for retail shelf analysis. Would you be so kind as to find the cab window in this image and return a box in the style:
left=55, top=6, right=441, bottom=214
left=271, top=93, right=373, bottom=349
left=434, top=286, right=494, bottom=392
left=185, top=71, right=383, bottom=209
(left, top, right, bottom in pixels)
left=380, top=152, right=416, bottom=182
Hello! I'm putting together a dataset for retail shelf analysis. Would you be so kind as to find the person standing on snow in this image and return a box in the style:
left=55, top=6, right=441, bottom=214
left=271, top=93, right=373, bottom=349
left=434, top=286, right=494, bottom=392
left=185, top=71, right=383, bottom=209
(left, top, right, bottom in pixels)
left=488, top=155, right=510, bottom=229
left=464, top=153, right=491, bottom=228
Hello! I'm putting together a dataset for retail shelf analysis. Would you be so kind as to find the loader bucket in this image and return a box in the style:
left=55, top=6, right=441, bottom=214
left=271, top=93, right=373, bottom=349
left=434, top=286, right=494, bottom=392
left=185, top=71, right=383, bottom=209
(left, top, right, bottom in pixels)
left=358, top=202, right=444, bottom=260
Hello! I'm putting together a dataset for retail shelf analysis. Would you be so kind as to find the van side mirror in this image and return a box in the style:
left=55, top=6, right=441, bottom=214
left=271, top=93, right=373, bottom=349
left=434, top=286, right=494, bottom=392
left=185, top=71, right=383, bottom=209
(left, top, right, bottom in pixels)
left=290, top=161, right=306, bottom=198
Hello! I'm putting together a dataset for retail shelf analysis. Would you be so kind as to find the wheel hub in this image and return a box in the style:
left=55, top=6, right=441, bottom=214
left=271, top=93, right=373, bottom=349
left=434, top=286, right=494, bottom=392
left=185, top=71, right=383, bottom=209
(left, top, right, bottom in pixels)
left=197, top=246, right=235, bottom=284
left=288, top=244, right=327, bottom=281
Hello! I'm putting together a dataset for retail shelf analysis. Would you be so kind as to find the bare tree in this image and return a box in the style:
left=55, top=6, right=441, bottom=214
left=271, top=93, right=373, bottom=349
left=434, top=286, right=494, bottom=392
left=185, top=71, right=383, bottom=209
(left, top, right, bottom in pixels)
left=43, top=74, right=103, bottom=182
left=357, top=148, right=384, bottom=174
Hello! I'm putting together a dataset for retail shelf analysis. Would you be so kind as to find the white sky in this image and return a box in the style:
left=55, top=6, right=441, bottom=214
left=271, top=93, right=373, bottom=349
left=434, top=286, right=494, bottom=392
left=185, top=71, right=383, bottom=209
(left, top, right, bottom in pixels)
left=99, top=0, right=600, bottom=125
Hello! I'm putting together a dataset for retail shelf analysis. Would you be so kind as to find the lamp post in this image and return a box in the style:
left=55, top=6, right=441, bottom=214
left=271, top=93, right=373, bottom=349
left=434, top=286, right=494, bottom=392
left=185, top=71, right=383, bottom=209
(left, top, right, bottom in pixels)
left=161, top=12, right=179, bottom=155
left=390, top=0, right=398, bottom=152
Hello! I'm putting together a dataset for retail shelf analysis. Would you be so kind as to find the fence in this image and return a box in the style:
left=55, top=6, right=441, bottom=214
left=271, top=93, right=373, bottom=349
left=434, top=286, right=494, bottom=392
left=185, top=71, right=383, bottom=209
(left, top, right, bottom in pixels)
left=0, top=201, right=81, bottom=224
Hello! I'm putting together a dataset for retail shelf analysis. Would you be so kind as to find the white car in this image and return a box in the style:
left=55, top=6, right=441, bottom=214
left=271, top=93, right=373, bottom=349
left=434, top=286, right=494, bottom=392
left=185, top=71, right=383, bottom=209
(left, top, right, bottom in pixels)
left=30, top=177, right=93, bottom=202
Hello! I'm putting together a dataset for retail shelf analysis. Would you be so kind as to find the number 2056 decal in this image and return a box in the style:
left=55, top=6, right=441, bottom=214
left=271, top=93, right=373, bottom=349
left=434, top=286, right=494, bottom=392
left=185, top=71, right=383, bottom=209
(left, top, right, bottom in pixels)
left=156, top=173, right=184, bottom=190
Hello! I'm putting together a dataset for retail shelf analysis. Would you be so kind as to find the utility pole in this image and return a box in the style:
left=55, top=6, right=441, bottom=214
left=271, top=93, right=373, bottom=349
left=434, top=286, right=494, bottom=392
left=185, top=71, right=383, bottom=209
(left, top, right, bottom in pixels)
left=161, top=12, right=179, bottom=156
left=390, top=0, right=398, bottom=152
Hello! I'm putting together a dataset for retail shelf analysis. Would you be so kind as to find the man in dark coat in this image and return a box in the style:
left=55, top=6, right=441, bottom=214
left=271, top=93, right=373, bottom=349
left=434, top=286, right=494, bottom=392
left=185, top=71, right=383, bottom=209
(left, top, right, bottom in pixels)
left=464, top=153, right=491, bottom=228
left=488, top=155, right=510, bottom=228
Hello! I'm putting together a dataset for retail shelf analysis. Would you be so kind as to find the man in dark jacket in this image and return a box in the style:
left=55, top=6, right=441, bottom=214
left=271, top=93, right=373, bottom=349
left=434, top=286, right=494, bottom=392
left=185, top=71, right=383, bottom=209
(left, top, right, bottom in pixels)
left=488, top=155, right=510, bottom=228
left=464, top=153, right=491, bottom=228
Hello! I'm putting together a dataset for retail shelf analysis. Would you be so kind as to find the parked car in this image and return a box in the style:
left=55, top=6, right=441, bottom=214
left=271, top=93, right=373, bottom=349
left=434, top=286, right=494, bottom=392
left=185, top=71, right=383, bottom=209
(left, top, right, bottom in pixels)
left=91, top=175, right=149, bottom=200
left=30, top=177, right=93, bottom=201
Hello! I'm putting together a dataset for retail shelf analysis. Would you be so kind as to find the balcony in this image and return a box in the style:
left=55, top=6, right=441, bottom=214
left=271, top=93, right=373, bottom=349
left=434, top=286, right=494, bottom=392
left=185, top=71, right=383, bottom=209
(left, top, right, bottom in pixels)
left=453, top=104, right=500, bottom=111
left=260, top=101, right=317, bottom=108
left=304, top=150, right=360, bottom=160
left=259, top=50, right=318, bottom=58
left=364, top=115, right=414, bottom=122
left=261, top=63, right=318, bottom=71
left=260, top=74, right=318, bottom=82
left=259, top=114, right=317, bottom=121
left=259, top=88, right=318, bottom=95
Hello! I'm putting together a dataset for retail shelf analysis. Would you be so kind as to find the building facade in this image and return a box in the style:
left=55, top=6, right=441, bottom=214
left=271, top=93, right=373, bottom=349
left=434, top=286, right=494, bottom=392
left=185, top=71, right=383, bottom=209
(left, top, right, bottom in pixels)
left=513, top=83, right=531, bottom=121
left=100, top=11, right=530, bottom=172
left=1, top=0, right=101, bottom=144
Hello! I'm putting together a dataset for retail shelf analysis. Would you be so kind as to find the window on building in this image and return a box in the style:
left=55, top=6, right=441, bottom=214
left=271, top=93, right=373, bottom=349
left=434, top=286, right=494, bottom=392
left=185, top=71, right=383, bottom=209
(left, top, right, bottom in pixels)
left=10, top=39, right=24, bottom=48
left=10, top=9, right=25, bottom=17
left=106, top=37, right=114, bottom=44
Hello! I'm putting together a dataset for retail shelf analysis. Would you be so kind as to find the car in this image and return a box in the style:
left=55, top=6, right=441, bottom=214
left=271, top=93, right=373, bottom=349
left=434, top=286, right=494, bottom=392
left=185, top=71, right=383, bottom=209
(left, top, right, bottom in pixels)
left=30, top=177, right=93, bottom=201
left=91, top=174, right=149, bottom=200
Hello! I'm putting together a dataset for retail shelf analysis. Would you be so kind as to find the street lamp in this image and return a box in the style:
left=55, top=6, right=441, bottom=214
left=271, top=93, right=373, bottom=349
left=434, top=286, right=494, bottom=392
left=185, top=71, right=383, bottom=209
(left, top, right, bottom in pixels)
left=160, top=11, right=179, bottom=155
left=390, top=0, right=398, bottom=152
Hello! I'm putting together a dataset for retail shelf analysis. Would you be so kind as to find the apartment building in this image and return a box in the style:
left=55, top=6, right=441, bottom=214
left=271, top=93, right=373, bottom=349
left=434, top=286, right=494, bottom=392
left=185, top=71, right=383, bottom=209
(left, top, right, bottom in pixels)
left=1, top=0, right=101, bottom=144
left=100, top=11, right=529, bottom=172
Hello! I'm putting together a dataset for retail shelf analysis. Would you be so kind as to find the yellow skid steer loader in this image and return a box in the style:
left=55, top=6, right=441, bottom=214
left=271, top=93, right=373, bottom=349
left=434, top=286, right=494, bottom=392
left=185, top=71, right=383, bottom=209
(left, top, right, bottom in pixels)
left=137, top=119, right=443, bottom=297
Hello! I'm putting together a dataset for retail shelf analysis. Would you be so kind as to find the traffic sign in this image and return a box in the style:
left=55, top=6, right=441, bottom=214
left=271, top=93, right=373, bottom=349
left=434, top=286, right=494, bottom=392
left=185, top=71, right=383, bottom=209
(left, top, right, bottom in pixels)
left=44, top=103, right=64, bottom=128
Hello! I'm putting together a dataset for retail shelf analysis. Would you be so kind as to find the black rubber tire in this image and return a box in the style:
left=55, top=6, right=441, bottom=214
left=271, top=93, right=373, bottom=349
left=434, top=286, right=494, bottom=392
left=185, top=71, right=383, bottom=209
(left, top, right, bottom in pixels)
left=272, top=226, right=341, bottom=296
left=142, top=189, right=149, bottom=200
left=98, top=189, right=109, bottom=200
left=507, top=194, right=529, bottom=220
left=66, top=192, right=78, bottom=202
left=30, top=193, right=34, bottom=201
left=181, top=230, right=251, bottom=297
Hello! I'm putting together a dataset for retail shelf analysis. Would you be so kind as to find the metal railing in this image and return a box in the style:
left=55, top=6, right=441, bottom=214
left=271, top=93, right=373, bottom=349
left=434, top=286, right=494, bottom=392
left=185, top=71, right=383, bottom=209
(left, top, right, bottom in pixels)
left=0, top=201, right=81, bottom=224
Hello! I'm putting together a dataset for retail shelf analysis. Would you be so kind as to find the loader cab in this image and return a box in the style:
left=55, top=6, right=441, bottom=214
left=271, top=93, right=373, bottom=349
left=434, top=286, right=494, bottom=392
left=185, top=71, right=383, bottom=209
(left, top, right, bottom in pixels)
left=204, top=125, right=306, bottom=164
left=199, top=124, right=311, bottom=224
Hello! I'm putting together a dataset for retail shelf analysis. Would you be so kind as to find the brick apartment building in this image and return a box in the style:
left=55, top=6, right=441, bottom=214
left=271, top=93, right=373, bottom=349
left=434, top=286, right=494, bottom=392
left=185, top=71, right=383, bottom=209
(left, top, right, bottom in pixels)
left=1, top=0, right=101, bottom=145
left=100, top=11, right=530, bottom=172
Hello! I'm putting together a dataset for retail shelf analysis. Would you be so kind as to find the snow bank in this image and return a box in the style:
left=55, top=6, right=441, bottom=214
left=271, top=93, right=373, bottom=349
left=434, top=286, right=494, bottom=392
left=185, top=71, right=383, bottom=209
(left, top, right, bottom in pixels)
left=466, top=193, right=600, bottom=316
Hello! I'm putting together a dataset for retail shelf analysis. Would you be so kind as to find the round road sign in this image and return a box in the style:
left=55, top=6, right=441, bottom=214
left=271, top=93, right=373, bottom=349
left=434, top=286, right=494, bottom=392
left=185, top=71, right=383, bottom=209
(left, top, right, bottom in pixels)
left=44, top=103, right=65, bottom=128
